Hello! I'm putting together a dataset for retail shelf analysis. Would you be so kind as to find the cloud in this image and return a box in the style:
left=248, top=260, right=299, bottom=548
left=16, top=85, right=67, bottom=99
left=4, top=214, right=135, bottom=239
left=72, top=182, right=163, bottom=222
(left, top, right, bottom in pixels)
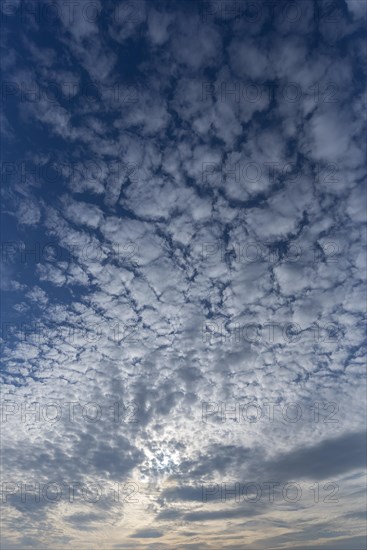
left=266, top=430, right=367, bottom=480
left=1, top=0, right=366, bottom=547
left=131, top=528, right=164, bottom=538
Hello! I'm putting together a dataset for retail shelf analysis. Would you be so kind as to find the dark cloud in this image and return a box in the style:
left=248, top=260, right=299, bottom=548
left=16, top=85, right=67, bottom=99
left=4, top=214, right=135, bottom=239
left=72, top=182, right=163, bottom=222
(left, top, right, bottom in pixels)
left=266, top=430, right=367, bottom=480
left=130, top=529, right=164, bottom=538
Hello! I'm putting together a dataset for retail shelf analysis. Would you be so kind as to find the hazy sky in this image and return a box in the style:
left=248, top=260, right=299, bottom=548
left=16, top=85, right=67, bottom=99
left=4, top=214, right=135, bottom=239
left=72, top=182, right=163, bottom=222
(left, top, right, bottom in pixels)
left=1, top=0, right=366, bottom=548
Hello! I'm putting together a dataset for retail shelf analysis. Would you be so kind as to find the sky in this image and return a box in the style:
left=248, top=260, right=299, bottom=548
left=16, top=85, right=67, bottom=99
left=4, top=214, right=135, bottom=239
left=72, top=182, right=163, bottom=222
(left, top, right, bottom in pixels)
left=0, top=0, right=366, bottom=548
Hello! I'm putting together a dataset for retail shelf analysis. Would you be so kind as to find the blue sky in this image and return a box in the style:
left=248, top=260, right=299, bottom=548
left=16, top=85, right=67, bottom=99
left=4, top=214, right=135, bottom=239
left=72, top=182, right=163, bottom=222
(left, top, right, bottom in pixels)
left=1, top=0, right=366, bottom=548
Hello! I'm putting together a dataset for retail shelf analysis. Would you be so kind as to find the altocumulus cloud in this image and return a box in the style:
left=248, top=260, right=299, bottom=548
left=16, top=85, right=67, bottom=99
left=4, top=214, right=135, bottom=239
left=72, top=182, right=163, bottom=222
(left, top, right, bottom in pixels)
left=1, top=0, right=366, bottom=548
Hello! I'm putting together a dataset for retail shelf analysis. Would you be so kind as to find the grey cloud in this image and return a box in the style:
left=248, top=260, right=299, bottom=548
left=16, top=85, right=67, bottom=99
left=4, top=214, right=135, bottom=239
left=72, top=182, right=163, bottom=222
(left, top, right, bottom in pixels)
left=130, top=528, right=164, bottom=538
left=266, top=430, right=367, bottom=480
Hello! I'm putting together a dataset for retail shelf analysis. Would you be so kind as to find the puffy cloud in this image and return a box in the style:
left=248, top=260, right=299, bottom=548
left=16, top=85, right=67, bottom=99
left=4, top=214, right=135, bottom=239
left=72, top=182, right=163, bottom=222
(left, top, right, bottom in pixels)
left=1, top=1, right=366, bottom=548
